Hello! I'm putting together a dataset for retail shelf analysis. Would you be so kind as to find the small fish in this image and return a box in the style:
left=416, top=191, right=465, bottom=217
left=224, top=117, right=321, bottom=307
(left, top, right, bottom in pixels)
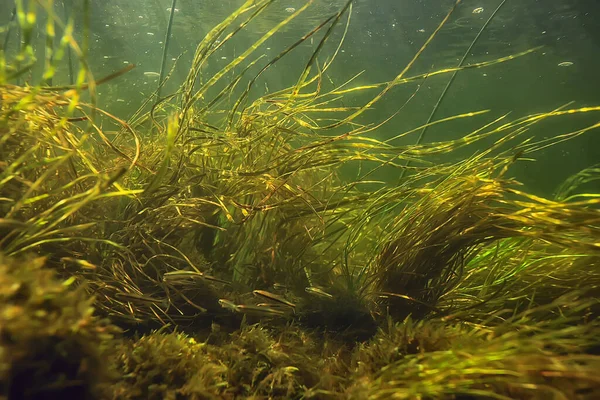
left=163, top=270, right=230, bottom=285
left=256, top=302, right=280, bottom=308
left=199, top=273, right=231, bottom=285
left=253, top=290, right=296, bottom=310
left=256, top=302, right=296, bottom=313
left=218, top=298, right=239, bottom=312
left=236, top=304, right=286, bottom=317
left=305, top=286, right=334, bottom=299
left=109, top=313, right=144, bottom=324
left=143, top=71, right=160, bottom=77
left=557, top=61, right=574, bottom=67
left=163, top=270, right=203, bottom=282
left=472, top=7, right=484, bottom=14
left=60, top=257, right=97, bottom=270
left=285, top=7, right=296, bottom=13
left=115, top=292, right=168, bottom=308
left=0, top=218, right=29, bottom=231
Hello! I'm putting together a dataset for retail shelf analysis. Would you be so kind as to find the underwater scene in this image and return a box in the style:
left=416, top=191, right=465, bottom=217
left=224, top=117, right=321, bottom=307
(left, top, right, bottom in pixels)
left=0, top=0, right=599, bottom=399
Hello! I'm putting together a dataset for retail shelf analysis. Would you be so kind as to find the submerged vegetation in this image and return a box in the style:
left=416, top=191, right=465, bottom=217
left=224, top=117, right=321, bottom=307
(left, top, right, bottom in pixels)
left=1, top=0, right=599, bottom=398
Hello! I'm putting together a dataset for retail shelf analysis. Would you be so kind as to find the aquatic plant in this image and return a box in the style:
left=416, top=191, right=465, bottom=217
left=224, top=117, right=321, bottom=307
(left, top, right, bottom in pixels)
left=1, top=0, right=599, bottom=398
left=347, top=293, right=600, bottom=399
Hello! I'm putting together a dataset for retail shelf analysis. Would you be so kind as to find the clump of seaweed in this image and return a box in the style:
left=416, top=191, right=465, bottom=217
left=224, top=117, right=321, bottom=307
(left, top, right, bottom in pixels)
left=0, top=254, right=118, bottom=400
left=347, top=293, right=600, bottom=399
left=368, top=154, right=600, bottom=322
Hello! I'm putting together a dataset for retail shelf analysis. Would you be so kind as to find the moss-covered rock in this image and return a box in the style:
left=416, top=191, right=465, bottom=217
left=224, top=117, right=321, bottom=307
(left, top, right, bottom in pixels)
left=0, top=254, right=118, bottom=400
left=110, top=331, right=227, bottom=400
